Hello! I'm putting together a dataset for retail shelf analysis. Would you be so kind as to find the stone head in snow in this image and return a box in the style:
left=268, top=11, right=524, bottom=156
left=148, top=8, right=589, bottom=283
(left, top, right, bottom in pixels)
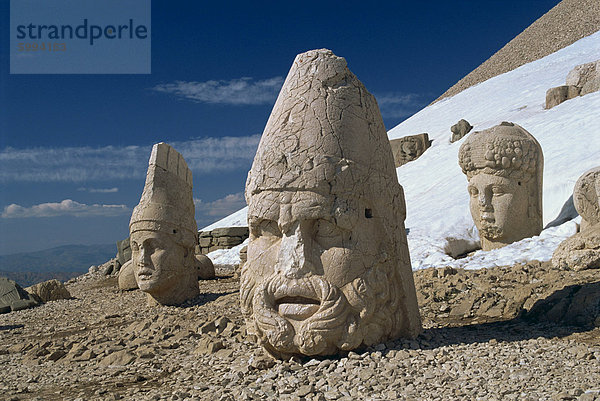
left=129, top=143, right=200, bottom=306
left=240, top=49, right=422, bottom=358
left=573, top=166, right=600, bottom=231
left=458, top=122, right=543, bottom=251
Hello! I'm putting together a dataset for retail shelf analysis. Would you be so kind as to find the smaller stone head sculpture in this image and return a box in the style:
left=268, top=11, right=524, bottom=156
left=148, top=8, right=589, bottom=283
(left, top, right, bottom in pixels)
left=241, top=49, right=422, bottom=359
left=458, top=122, right=543, bottom=250
left=573, top=166, right=600, bottom=231
left=129, top=143, right=200, bottom=306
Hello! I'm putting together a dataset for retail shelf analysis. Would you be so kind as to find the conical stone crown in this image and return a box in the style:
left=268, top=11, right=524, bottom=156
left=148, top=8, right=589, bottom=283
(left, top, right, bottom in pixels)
left=130, top=142, right=197, bottom=248
left=246, top=49, right=400, bottom=203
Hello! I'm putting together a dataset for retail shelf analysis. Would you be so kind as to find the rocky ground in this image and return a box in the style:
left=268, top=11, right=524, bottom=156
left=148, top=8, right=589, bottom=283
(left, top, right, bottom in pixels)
left=0, top=261, right=598, bottom=401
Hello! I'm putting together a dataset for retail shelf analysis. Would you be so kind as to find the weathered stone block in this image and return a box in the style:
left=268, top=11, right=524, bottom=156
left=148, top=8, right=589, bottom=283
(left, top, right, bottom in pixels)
left=545, top=85, right=580, bottom=109
left=25, top=279, right=71, bottom=302
left=389, top=133, right=431, bottom=167
left=116, top=237, right=131, bottom=265
left=450, top=119, right=473, bottom=143
left=211, top=227, right=249, bottom=238
left=217, top=236, right=243, bottom=246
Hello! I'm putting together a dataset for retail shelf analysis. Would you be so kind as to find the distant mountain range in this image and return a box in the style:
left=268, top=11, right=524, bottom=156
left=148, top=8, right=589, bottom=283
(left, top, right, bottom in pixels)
left=0, top=244, right=116, bottom=287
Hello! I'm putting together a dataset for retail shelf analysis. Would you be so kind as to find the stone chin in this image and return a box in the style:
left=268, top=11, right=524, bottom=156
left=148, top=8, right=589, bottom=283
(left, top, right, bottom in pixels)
left=477, top=221, right=504, bottom=240
left=240, top=262, right=400, bottom=358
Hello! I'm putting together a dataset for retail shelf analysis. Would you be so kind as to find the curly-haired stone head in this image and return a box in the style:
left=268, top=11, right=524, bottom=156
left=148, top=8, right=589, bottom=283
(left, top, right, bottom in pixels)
left=458, top=122, right=544, bottom=251
left=241, top=49, right=422, bottom=358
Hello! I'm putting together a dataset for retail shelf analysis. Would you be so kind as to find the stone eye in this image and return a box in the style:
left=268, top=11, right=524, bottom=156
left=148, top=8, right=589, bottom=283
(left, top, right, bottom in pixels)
left=468, top=187, right=478, bottom=196
left=251, top=219, right=281, bottom=238
left=492, top=186, right=506, bottom=195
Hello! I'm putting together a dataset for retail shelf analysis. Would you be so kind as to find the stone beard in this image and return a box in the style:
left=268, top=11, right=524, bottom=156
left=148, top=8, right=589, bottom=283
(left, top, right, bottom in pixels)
left=459, top=122, right=543, bottom=251
left=240, top=187, right=418, bottom=358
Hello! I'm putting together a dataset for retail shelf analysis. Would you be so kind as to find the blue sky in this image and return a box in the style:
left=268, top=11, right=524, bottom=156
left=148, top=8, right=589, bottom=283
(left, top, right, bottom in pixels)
left=0, top=0, right=561, bottom=254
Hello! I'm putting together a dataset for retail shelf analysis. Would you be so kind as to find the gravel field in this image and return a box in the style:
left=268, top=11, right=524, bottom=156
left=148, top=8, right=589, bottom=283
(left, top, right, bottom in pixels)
left=1, top=261, right=598, bottom=401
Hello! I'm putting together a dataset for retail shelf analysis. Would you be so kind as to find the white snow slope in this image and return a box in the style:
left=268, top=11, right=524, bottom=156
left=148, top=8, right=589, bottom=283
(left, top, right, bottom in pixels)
left=204, top=31, right=600, bottom=270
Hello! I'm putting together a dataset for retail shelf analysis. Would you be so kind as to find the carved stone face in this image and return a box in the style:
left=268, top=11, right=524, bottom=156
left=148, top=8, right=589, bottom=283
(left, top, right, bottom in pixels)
left=241, top=190, right=396, bottom=357
left=131, top=230, right=187, bottom=297
left=467, top=173, right=528, bottom=249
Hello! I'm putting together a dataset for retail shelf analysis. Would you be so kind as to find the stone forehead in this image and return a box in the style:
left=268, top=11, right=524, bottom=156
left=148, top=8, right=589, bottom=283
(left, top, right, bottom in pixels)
left=458, top=122, right=542, bottom=177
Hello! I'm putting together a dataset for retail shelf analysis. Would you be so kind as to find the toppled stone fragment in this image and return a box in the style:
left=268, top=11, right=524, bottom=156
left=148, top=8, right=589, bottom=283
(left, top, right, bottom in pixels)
left=116, top=237, right=131, bottom=265
left=129, top=143, right=201, bottom=306
left=545, top=85, right=581, bottom=109
left=0, top=277, right=39, bottom=313
left=573, top=166, right=600, bottom=231
left=241, top=49, right=422, bottom=359
left=552, top=224, right=600, bottom=271
left=195, top=254, right=215, bottom=280
left=458, top=121, right=544, bottom=251
left=117, top=260, right=137, bottom=290
left=25, top=279, right=71, bottom=302
left=389, top=133, right=431, bottom=167
left=566, top=59, right=600, bottom=96
left=450, top=119, right=473, bottom=143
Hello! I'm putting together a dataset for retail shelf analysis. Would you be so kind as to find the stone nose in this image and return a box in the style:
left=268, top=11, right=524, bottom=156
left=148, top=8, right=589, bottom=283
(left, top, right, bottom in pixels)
left=276, top=222, right=315, bottom=279
left=137, top=247, right=152, bottom=267
left=478, top=191, right=493, bottom=210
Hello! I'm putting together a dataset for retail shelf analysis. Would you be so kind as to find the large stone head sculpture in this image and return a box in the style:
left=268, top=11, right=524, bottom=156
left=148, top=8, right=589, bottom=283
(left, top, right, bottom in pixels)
left=573, top=166, right=600, bottom=231
left=130, top=143, right=200, bottom=306
left=458, top=122, right=544, bottom=250
left=240, top=49, right=422, bottom=358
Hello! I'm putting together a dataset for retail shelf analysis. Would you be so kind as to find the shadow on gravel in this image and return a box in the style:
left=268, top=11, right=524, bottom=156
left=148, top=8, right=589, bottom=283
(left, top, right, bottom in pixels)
left=412, top=281, right=600, bottom=350
left=0, top=324, right=24, bottom=331
left=181, top=290, right=237, bottom=309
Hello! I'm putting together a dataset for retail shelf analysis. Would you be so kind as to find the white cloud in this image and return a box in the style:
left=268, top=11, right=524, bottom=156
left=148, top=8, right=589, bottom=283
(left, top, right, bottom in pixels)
left=1, top=199, right=130, bottom=219
left=77, top=187, right=119, bottom=193
left=152, top=77, right=284, bottom=105
left=194, top=192, right=246, bottom=218
left=0, top=135, right=261, bottom=183
left=375, top=93, right=427, bottom=119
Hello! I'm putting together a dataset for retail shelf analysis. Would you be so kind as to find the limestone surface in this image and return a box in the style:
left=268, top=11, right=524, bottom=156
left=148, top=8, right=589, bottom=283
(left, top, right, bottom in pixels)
left=0, top=277, right=39, bottom=313
left=196, top=254, right=216, bottom=280
left=116, top=237, right=132, bottom=266
left=450, top=119, right=473, bottom=143
left=545, top=85, right=581, bottom=109
left=389, top=133, right=431, bottom=167
left=458, top=121, right=544, bottom=251
left=552, top=224, right=600, bottom=271
left=566, top=59, right=600, bottom=96
left=241, top=49, right=422, bottom=358
left=25, top=279, right=71, bottom=302
left=117, top=260, right=137, bottom=290
left=573, top=166, right=600, bottom=230
left=129, top=143, right=200, bottom=306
